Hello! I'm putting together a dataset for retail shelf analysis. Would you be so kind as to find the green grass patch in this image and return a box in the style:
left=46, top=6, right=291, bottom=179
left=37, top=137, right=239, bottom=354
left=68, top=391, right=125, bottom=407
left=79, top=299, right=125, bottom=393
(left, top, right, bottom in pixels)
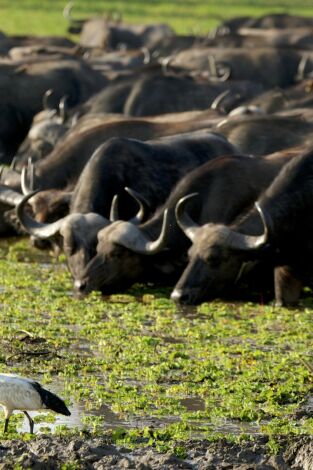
left=1, top=1, right=313, bottom=36
left=0, top=238, right=312, bottom=450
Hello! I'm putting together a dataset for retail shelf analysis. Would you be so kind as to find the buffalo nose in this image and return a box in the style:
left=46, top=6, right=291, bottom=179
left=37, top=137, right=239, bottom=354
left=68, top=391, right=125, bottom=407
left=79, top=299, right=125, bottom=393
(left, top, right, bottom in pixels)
left=74, top=279, right=87, bottom=292
left=171, top=289, right=191, bottom=304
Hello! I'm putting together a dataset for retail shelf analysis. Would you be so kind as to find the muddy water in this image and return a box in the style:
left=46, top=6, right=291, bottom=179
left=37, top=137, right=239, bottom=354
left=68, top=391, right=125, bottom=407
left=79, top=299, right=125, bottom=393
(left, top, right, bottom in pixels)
left=0, top=239, right=291, bottom=439
left=18, top=379, right=263, bottom=436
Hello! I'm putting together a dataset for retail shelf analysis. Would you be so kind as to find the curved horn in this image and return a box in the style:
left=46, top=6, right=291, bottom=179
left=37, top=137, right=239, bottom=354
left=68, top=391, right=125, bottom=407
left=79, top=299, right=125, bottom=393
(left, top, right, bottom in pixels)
left=109, top=187, right=148, bottom=224
left=211, top=89, right=231, bottom=112
left=225, top=202, right=272, bottom=251
left=10, top=156, right=18, bottom=171
left=175, top=193, right=200, bottom=242
left=141, top=47, right=151, bottom=65
left=109, top=194, right=119, bottom=222
left=59, top=95, right=69, bottom=124
left=21, top=161, right=35, bottom=196
left=0, top=184, right=23, bottom=206
left=43, top=89, right=54, bottom=110
left=28, top=157, right=34, bottom=191
left=63, top=1, right=74, bottom=21
left=208, top=54, right=218, bottom=78
left=216, top=61, right=231, bottom=82
left=125, top=187, right=148, bottom=224
left=161, top=56, right=173, bottom=75
left=16, top=190, right=65, bottom=239
left=70, top=112, right=79, bottom=128
left=112, top=208, right=170, bottom=255
left=296, top=55, right=309, bottom=81
left=208, top=55, right=231, bottom=82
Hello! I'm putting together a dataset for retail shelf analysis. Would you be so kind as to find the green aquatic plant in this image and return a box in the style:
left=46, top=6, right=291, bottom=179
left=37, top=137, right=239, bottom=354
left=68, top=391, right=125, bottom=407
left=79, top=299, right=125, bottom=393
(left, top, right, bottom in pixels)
left=0, top=239, right=312, bottom=448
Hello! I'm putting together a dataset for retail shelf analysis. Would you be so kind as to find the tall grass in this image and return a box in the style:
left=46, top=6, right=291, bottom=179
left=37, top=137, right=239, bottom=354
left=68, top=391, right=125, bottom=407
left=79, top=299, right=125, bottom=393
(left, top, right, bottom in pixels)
left=1, top=0, right=313, bottom=37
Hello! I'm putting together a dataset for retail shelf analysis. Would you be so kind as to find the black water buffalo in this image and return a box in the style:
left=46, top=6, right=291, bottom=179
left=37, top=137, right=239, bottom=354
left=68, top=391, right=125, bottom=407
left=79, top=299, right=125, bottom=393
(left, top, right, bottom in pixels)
left=0, top=58, right=105, bottom=162
left=16, top=92, right=71, bottom=165
left=122, top=75, right=262, bottom=117
left=240, top=79, right=313, bottom=114
left=65, top=147, right=297, bottom=295
left=2, top=109, right=222, bottom=193
left=216, top=114, right=313, bottom=156
left=0, top=33, right=76, bottom=57
left=79, top=17, right=175, bottom=51
left=216, top=13, right=313, bottom=34
left=171, top=47, right=312, bottom=89
left=72, top=66, right=262, bottom=117
left=171, top=146, right=313, bottom=305
left=206, top=26, right=313, bottom=50
left=64, top=3, right=175, bottom=51
left=16, top=131, right=237, bottom=281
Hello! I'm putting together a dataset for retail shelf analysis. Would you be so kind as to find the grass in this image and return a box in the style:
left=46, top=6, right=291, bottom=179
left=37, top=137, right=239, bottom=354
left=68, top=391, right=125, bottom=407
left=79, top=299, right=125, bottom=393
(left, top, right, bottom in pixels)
left=0, top=239, right=312, bottom=451
left=0, top=1, right=313, bottom=36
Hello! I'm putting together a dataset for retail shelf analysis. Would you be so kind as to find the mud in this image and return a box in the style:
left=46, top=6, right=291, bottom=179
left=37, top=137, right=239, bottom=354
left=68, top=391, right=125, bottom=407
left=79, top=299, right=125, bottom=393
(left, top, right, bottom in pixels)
left=0, top=435, right=312, bottom=469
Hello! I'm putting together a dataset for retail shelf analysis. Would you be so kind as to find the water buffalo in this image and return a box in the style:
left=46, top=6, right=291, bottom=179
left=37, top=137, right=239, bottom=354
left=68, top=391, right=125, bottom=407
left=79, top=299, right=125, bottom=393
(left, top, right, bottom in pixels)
left=216, top=114, right=313, bottom=156
left=171, top=47, right=312, bottom=88
left=72, top=65, right=262, bottom=118
left=16, top=131, right=237, bottom=281
left=216, top=13, right=313, bottom=34
left=1, top=105, right=225, bottom=195
left=65, top=147, right=296, bottom=295
left=171, top=146, right=313, bottom=305
left=0, top=58, right=105, bottom=162
left=64, top=3, right=174, bottom=50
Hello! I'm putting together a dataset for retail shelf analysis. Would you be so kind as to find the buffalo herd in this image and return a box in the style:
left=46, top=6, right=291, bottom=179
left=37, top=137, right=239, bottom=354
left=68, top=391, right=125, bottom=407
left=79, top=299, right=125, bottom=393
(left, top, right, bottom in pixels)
left=1, top=8, right=313, bottom=306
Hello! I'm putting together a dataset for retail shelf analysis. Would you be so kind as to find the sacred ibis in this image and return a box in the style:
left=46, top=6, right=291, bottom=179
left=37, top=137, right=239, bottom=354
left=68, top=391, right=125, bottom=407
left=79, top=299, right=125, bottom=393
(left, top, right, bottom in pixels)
left=0, top=373, right=71, bottom=433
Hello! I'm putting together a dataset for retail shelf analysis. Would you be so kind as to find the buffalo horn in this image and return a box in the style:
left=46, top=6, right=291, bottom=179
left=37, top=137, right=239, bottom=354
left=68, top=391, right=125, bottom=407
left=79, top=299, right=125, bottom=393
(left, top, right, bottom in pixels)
left=109, top=194, right=119, bottom=222
left=9, top=156, right=18, bottom=171
left=296, top=55, right=309, bottom=81
left=63, top=2, right=74, bottom=21
left=110, top=187, right=147, bottom=224
left=112, top=209, right=170, bottom=255
left=175, top=193, right=200, bottom=242
left=0, top=184, right=23, bottom=206
left=16, top=190, right=65, bottom=239
left=141, top=47, right=151, bottom=65
left=43, top=89, right=54, bottom=110
left=161, top=56, right=172, bottom=75
left=211, top=90, right=231, bottom=112
left=225, top=202, right=272, bottom=250
left=59, top=95, right=69, bottom=123
left=21, top=161, right=35, bottom=196
left=208, top=55, right=231, bottom=82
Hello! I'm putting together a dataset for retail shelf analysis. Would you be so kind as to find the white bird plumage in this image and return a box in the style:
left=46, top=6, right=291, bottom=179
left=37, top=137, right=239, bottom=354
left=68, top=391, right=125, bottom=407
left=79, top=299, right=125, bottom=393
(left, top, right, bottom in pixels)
left=0, top=373, right=71, bottom=433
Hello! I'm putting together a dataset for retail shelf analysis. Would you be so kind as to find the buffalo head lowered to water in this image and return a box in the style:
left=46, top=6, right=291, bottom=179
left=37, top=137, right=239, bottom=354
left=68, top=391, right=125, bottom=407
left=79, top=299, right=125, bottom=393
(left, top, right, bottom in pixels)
left=171, top=194, right=271, bottom=304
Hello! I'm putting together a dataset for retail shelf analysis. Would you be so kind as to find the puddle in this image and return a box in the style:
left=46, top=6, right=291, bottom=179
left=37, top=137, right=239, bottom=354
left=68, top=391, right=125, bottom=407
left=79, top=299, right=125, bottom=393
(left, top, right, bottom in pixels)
left=15, top=374, right=264, bottom=437
left=180, top=397, right=206, bottom=412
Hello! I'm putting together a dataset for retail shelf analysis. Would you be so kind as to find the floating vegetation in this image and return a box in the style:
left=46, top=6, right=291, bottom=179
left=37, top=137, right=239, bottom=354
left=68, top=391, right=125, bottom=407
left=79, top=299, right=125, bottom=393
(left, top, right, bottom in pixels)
left=0, top=239, right=312, bottom=451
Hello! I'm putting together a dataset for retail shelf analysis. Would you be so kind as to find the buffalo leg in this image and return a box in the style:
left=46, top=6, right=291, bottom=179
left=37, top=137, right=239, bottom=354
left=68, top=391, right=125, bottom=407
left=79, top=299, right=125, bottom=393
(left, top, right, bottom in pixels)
left=274, top=265, right=302, bottom=307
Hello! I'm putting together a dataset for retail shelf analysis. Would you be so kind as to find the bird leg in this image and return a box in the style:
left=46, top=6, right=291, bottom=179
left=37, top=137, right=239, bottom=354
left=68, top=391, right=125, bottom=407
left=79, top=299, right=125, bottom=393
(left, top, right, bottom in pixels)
left=23, top=411, right=34, bottom=434
left=3, top=418, right=9, bottom=433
